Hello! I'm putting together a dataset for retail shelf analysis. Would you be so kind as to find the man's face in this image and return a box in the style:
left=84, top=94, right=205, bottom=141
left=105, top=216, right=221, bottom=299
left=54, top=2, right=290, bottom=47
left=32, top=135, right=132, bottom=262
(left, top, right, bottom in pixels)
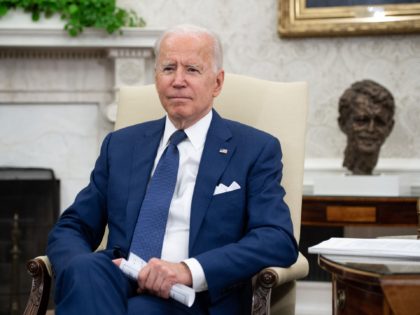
left=155, top=33, right=224, bottom=129
left=346, top=94, right=394, bottom=153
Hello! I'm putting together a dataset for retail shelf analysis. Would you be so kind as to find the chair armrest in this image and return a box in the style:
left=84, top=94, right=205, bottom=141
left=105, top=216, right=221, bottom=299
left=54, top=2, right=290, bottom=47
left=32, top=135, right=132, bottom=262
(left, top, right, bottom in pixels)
left=23, top=256, right=52, bottom=315
left=268, top=252, right=309, bottom=287
left=251, top=252, right=309, bottom=315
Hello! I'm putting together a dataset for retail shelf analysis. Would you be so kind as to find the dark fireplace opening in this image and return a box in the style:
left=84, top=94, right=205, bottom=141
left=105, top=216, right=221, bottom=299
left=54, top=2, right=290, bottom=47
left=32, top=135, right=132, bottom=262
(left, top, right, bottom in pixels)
left=0, top=167, right=59, bottom=315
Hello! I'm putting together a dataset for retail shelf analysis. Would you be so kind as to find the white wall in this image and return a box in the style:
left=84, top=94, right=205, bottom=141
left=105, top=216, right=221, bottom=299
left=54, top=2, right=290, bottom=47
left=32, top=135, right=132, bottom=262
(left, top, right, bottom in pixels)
left=120, top=0, right=420, bottom=161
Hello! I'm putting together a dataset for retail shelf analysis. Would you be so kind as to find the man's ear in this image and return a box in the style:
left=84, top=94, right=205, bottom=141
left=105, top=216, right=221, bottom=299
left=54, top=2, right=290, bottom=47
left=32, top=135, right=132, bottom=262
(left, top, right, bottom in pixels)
left=212, top=70, right=225, bottom=98
left=338, top=117, right=347, bottom=134
left=385, top=119, right=395, bottom=138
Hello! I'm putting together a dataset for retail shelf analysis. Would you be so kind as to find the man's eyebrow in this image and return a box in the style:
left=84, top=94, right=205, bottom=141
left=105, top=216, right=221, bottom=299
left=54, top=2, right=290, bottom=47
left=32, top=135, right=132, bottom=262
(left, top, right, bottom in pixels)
left=184, top=62, right=200, bottom=67
left=184, top=63, right=204, bottom=70
left=159, top=61, right=175, bottom=67
left=157, top=61, right=205, bottom=71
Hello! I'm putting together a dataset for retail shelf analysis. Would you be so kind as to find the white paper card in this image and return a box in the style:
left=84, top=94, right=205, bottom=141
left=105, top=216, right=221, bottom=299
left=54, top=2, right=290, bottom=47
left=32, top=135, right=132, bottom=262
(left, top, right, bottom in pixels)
left=309, top=237, right=420, bottom=260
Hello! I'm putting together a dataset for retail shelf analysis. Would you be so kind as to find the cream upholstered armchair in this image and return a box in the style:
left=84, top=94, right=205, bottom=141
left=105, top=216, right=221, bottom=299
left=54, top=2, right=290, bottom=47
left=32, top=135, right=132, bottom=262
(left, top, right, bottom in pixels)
left=24, top=73, right=309, bottom=315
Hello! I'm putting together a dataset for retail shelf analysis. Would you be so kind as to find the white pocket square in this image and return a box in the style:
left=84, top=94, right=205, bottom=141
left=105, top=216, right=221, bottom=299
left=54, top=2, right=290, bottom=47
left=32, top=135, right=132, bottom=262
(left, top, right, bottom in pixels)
left=213, top=181, right=241, bottom=195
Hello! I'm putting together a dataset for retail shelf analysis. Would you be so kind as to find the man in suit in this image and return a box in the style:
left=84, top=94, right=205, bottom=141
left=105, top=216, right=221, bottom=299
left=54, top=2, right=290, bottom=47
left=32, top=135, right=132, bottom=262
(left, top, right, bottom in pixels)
left=47, top=24, right=298, bottom=315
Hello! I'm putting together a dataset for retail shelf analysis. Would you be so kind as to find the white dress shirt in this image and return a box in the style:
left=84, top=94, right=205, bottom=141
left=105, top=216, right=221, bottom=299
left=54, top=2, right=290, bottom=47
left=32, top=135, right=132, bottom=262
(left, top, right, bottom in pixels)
left=151, top=110, right=212, bottom=292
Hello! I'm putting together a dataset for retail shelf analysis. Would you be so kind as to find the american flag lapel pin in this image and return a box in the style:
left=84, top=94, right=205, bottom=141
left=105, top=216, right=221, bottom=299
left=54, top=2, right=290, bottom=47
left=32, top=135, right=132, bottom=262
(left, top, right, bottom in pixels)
left=219, top=148, right=228, bottom=154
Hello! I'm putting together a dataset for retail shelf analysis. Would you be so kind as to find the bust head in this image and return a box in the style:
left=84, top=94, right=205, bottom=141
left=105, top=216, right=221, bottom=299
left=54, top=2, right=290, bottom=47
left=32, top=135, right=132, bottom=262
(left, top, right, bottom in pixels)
left=338, top=80, right=395, bottom=175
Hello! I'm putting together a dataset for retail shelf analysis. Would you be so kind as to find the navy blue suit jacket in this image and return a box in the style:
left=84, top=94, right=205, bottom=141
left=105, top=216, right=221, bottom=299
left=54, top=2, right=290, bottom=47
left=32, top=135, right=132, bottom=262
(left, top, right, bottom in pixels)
left=47, top=110, right=298, bottom=314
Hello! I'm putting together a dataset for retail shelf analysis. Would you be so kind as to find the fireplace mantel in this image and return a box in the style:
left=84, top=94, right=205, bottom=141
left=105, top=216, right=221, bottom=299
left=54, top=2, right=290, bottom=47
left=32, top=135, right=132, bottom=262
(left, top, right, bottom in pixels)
left=0, top=9, right=161, bottom=48
left=0, top=12, right=162, bottom=121
left=0, top=26, right=162, bottom=49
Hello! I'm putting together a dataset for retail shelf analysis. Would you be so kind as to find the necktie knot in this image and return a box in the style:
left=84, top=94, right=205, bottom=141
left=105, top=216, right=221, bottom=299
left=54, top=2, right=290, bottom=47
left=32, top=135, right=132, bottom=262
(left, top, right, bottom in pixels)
left=169, top=130, right=187, bottom=146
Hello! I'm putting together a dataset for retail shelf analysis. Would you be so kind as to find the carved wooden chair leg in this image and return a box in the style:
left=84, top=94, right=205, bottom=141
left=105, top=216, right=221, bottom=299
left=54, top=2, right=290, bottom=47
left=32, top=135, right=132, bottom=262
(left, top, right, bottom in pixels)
left=23, top=258, right=52, bottom=315
left=252, top=268, right=278, bottom=315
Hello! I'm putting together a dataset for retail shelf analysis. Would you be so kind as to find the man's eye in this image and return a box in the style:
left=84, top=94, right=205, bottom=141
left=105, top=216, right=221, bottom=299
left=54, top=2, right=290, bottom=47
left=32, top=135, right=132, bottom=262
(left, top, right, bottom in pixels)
left=353, top=116, right=369, bottom=124
left=187, top=67, right=199, bottom=73
left=374, top=117, right=386, bottom=127
left=162, top=66, right=175, bottom=73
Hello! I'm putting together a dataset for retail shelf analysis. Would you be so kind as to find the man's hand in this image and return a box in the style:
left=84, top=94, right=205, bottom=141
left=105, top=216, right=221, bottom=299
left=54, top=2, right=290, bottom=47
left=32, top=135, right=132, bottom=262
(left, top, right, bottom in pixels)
left=137, top=258, right=192, bottom=299
left=112, top=257, right=193, bottom=299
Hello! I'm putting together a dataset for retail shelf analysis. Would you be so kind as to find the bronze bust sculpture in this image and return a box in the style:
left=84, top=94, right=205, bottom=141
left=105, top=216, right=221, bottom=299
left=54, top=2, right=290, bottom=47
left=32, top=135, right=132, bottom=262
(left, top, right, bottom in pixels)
left=338, top=80, right=395, bottom=175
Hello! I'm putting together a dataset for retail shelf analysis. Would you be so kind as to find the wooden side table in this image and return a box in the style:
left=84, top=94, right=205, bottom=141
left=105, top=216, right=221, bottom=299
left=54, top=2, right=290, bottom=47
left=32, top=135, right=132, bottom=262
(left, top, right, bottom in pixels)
left=302, top=195, right=419, bottom=227
left=319, top=255, right=420, bottom=315
left=300, top=195, right=420, bottom=281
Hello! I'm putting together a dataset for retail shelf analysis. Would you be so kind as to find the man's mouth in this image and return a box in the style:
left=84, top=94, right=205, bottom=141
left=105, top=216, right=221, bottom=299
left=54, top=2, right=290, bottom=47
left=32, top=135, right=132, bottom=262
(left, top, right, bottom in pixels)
left=168, top=96, right=192, bottom=100
left=357, top=134, right=381, bottom=148
left=359, top=135, right=379, bottom=142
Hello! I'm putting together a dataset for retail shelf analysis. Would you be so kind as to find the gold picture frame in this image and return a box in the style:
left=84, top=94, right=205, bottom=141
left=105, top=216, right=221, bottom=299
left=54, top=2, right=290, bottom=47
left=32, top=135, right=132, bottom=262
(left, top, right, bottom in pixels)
left=279, top=0, right=420, bottom=37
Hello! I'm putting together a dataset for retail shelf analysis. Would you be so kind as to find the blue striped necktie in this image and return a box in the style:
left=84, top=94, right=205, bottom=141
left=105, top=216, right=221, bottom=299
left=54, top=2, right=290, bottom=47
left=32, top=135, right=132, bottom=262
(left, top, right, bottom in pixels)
left=130, top=129, right=187, bottom=261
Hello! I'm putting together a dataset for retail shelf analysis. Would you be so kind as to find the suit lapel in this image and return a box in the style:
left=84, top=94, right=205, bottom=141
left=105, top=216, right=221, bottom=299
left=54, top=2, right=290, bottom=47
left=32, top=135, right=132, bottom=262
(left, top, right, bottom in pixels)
left=189, top=110, right=236, bottom=251
left=125, top=118, right=165, bottom=245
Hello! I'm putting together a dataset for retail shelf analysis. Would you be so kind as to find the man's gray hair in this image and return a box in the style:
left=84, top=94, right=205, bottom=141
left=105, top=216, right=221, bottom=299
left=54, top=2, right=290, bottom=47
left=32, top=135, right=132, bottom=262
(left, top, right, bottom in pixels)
left=154, top=24, right=223, bottom=72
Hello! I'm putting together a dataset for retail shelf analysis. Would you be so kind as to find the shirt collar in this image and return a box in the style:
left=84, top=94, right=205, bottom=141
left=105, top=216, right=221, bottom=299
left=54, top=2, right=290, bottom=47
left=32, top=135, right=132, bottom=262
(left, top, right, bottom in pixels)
left=162, top=110, right=213, bottom=150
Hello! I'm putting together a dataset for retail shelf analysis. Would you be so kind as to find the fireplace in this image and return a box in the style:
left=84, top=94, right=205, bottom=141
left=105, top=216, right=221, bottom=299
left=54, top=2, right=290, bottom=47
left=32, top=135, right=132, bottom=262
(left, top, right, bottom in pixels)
left=0, top=168, right=59, bottom=314
left=0, top=16, right=161, bottom=312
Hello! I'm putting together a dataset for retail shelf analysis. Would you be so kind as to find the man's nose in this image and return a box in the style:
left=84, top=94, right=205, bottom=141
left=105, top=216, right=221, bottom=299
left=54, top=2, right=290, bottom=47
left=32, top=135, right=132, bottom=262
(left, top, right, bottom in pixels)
left=367, top=119, right=375, bottom=132
left=172, top=69, right=186, bottom=87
